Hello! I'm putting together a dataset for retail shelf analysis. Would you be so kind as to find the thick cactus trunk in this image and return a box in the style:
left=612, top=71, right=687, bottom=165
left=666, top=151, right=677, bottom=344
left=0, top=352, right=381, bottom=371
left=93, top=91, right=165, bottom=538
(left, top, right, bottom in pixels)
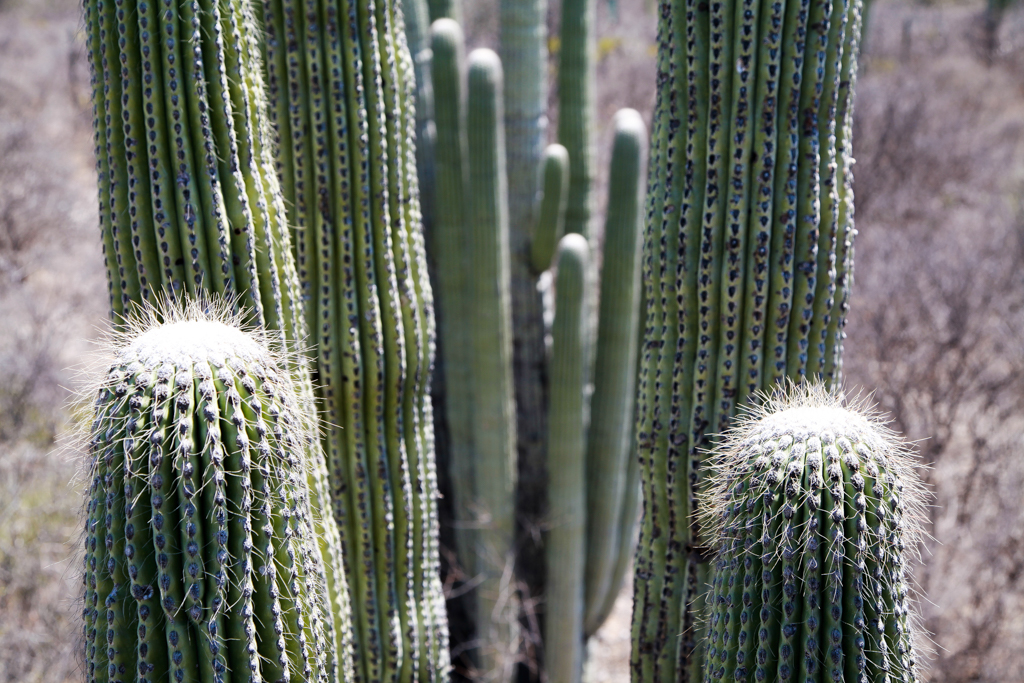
left=82, top=310, right=354, bottom=683
left=631, top=0, right=863, bottom=677
left=700, top=386, right=925, bottom=682
left=255, top=0, right=451, bottom=678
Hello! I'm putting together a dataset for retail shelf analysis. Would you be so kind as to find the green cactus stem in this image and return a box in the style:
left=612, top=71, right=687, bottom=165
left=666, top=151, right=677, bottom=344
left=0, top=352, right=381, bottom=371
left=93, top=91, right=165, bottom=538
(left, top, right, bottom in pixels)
left=254, top=0, right=452, bottom=677
left=700, top=385, right=926, bottom=683
left=545, top=233, right=591, bottom=683
left=557, top=0, right=596, bottom=239
left=582, top=109, right=646, bottom=637
left=631, top=0, right=863, bottom=677
left=82, top=308, right=355, bottom=683
left=529, top=144, right=570, bottom=273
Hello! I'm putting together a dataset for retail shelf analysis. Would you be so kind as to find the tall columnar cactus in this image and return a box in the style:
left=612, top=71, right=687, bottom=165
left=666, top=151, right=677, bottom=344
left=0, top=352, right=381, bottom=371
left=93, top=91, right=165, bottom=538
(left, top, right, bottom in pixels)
left=632, top=0, right=863, bottom=676
left=254, top=0, right=451, bottom=678
left=700, top=386, right=926, bottom=683
left=81, top=306, right=355, bottom=683
left=427, top=13, right=648, bottom=677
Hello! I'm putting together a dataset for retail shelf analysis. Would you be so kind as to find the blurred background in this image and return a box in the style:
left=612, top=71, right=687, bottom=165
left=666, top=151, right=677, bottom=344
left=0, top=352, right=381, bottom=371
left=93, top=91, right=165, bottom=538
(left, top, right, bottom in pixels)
left=2, top=0, right=1024, bottom=679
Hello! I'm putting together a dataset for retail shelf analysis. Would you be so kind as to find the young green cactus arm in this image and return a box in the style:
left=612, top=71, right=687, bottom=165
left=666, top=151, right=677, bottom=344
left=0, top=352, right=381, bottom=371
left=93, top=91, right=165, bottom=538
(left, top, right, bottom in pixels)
left=529, top=143, right=570, bottom=273
left=557, top=0, right=596, bottom=239
left=465, top=47, right=520, bottom=682
left=581, top=108, right=646, bottom=637
left=700, top=386, right=926, bottom=683
left=428, top=18, right=478, bottom=586
left=632, top=0, right=863, bottom=675
left=83, top=313, right=348, bottom=683
left=545, top=233, right=591, bottom=683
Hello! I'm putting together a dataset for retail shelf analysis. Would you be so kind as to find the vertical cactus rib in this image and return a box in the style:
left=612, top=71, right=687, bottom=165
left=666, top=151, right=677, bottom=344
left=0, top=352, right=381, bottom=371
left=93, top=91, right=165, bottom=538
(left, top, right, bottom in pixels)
left=582, top=109, right=646, bottom=637
left=545, top=234, right=590, bottom=683
left=698, top=385, right=927, bottom=683
left=466, top=47, right=519, bottom=680
left=529, top=143, right=570, bottom=273
left=557, top=0, right=595, bottom=239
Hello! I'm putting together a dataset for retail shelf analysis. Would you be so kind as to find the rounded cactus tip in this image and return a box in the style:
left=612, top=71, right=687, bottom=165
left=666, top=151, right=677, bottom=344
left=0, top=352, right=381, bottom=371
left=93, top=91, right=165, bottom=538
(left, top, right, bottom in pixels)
left=699, top=381, right=931, bottom=683
left=612, top=107, right=645, bottom=136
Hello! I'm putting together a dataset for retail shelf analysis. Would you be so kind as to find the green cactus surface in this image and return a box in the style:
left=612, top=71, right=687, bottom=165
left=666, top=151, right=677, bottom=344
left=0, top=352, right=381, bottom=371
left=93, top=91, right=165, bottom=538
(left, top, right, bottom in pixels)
left=557, top=0, right=597, bottom=239
left=582, top=109, right=646, bottom=637
left=254, top=0, right=451, bottom=677
left=631, top=0, right=864, bottom=676
left=700, top=386, right=926, bottom=683
left=529, top=143, right=570, bottom=273
left=82, top=308, right=354, bottom=683
left=545, top=233, right=591, bottom=683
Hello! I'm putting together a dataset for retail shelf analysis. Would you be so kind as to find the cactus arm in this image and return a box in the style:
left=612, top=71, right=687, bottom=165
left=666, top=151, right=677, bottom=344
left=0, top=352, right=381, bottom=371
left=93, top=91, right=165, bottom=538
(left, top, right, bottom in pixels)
left=556, top=0, right=595, bottom=238
left=402, top=0, right=436, bottom=241
left=737, top=0, right=787, bottom=403
left=465, top=48, right=519, bottom=679
left=545, top=234, right=590, bottom=683
left=429, top=18, right=477, bottom=578
left=528, top=143, right=569, bottom=273
left=711, top=0, right=762, bottom=431
left=582, top=110, right=645, bottom=636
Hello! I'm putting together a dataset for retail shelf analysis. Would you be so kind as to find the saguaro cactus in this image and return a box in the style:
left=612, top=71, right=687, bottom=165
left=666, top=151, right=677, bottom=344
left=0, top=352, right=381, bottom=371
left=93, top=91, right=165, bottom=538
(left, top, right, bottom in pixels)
left=81, top=306, right=355, bottom=683
left=700, top=385, right=926, bottom=683
left=631, top=0, right=863, bottom=676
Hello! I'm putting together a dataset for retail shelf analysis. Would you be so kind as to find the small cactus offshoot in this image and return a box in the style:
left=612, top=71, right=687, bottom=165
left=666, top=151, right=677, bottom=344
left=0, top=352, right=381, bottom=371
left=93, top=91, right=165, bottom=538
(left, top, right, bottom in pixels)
left=700, top=385, right=927, bottom=683
left=81, top=303, right=354, bottom=683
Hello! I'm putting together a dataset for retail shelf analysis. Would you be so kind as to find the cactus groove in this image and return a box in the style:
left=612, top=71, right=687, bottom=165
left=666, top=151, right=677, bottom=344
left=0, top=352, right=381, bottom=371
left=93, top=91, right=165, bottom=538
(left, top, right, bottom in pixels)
left=700, top=385, right=926, bottom=683
left=631, top=0, right=864, bottom=678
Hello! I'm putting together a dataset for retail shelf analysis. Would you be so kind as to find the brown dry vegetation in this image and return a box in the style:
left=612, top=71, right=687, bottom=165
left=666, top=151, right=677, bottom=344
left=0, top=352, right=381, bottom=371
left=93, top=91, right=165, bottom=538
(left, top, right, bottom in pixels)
left=2, top=0, right=1024, bottom=680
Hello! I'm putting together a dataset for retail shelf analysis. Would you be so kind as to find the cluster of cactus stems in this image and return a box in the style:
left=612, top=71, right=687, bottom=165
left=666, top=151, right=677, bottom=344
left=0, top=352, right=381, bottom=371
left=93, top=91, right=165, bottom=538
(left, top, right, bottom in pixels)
left=631, top=0, right=863, bottom=675
left=83, top=0, right=451, bottom=675
left=699, top=386, right=926, bottom=683
left=82, top=308, right=355, bottom=683
left=422, top=0, right=648, bottom=676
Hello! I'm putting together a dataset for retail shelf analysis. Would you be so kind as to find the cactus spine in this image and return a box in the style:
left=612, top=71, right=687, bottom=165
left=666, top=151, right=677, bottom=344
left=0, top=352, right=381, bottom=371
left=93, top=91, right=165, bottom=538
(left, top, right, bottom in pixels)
left=631, top=0, right=863, bottom=676
left=82, top=308, right=353, bottom=683
left=254, top=0, right=451, bottom=677
left=700, top=386, right=925, bottom=683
